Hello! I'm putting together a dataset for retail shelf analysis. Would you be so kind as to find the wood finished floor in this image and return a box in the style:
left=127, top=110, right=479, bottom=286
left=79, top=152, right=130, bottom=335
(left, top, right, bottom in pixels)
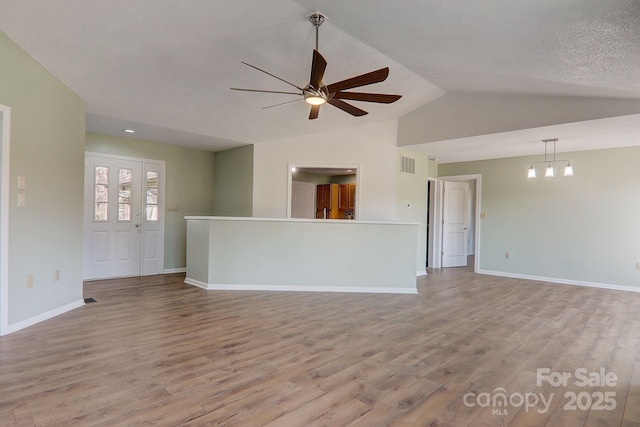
left=1, top=266, right=639, bottom=426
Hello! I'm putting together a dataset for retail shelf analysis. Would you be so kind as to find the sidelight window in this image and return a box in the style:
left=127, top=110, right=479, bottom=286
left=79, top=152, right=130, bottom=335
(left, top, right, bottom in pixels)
left=94, top=166, right=109, bottom=221
left=145, top=171, right=158, bottom=221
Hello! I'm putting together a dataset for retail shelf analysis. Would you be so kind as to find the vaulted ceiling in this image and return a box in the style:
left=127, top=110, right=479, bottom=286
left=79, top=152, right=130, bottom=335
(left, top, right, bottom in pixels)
left=1, top=0, right=639, bottom=161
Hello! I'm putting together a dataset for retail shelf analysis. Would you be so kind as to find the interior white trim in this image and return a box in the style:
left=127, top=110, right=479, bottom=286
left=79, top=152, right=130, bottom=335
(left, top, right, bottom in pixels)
left=85, top=151, right=161, bottom=165
left=0, top=104, right=10, bottom=336
left=163, top=268, right=187, bottom=274
left=184, top=278, right=418, bottom=294
left=184, top=216, right=417, bottom=226
left=479, top=269, right=640, bottom=294
left=6, top=299, right=85, bottom=335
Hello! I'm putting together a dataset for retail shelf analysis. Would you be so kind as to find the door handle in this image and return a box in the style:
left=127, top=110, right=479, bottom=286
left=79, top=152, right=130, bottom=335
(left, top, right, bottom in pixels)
left=135, top=223, right=141, bottom=228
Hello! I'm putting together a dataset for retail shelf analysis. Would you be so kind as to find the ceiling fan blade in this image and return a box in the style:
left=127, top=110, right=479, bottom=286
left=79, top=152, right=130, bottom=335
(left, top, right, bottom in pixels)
left=326, top=67, right=390, bottom=93
left=262, top=98, right=305, bottom=110
left=240, top=61, right=305, bottom=91
left=309, top=49, right=327, bottom=90
left=332, top=92, right=402, bottom=104
left=328, top=98, right=368, bottom=117
left=309, top=105, right=320, bottom=120
left=230, top=88, right=301, bottom=96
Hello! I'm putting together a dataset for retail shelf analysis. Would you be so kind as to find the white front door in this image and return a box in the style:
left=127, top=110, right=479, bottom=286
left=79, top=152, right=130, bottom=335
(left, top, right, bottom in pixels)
left=442, top=181, right=469, bottom=267
left=84, top=154, right=165, bottom=280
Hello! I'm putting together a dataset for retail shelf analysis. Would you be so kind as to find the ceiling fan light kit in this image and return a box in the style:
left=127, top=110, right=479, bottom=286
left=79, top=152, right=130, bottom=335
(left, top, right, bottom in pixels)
left=230, top=12, right=401, bottom=120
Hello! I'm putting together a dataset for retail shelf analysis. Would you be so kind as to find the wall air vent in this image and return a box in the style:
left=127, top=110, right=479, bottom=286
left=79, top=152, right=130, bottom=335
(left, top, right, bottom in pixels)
left=401, top=156, right=416, bottom=174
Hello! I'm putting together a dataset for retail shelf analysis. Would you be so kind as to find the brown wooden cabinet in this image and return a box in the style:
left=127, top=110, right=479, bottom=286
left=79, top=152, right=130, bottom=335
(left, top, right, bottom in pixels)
left=338, top=184, right=348, bottom=210
left=347, top=183, right=356, bottom=211
left=317, top=183, right=356, bottom=219
left=316, top=183, right=339, bottom=219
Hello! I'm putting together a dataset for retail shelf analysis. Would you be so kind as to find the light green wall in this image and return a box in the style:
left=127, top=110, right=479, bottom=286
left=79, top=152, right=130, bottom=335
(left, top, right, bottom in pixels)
left=213, top=145, right=253, bottom=217
left=330, top=174, right=357, bottom=185
left=396, top=149, right=430, bottom=273
left=85, top=132, right=216, bottom=270
left=292, top=172, right=355, bottom=185
left=293, top=171, right=330, bottom=184
left=1, top=32, right=86, bottom=326
left=439, top=146, right=640, bottom=288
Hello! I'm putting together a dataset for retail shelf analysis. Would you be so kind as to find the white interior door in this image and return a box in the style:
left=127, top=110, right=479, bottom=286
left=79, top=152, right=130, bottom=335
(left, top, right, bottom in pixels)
left=291, top=181, right=315, bottom=219
left=84, top=156, right=143, bottom=279
left=442, top=181, right=469, bottom=267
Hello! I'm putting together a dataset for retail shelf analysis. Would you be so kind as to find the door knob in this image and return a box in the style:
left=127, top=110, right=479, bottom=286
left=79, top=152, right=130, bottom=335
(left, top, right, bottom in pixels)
left=135, top=223, right=140, bottom=228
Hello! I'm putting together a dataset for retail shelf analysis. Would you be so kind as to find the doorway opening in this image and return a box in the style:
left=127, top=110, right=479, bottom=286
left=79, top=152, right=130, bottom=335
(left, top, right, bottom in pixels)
left=83, top=153, right=166, bottom=280
left=426, top=178, right=436, bottom=268
left=432, top=174, right=481, bottom=272
left=287, top=164, right=359, bottom=220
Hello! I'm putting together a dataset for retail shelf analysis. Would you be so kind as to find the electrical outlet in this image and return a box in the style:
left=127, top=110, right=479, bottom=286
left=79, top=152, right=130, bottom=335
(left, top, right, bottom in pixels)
left=636, top=262, right=640, bottom=270
left=27, top=274, right=33, bottom=288
left=505, top=252, right=511, bottom=259
left=54, top=270, right=60, bottom=281
left=480, top=212, right=487, bottom=219
left=17, top=192, right=25, bottom=207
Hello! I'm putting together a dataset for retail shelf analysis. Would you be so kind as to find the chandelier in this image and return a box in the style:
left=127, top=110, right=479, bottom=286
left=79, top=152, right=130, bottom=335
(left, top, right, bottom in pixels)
left=527, top=138, right=573, bottom=179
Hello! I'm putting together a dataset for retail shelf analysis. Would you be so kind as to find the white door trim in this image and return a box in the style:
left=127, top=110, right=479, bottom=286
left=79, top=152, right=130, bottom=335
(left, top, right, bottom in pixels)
left=84, top=152, right=166, bottom=279
left=0, top=104, right=10, bottom=336
left=434, top=174, right=481, bottom=272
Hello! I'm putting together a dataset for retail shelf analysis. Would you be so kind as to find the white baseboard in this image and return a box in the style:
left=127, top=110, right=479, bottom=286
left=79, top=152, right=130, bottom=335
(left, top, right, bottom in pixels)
left=478, top=269, right=640, bottom=293
left=163, top=268, right=186, bottom=274
left=417, top=270, right=428, bottom=277
left=184, top=277, right=417, bottom=294
left=5, top=299, right=85, bottom=335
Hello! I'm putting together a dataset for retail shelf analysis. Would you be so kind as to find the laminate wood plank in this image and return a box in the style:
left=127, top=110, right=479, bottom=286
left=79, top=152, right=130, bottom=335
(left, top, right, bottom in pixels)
left=622, top=361, right=640, bottom=425
left=1, top=267, right=639, bottom=426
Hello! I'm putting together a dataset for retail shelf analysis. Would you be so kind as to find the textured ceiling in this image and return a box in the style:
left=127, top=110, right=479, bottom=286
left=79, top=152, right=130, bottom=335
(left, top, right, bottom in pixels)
left=1, top=0, right=639, bottom=160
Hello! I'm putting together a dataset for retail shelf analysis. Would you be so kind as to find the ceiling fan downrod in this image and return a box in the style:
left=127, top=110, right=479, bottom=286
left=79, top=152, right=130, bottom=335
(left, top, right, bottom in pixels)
left=309, top=12, right=325, bottom=51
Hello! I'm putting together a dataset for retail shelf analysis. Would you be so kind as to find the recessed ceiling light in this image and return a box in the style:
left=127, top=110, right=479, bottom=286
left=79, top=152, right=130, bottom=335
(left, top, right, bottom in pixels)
left=124, top=129, right=135, bottom=134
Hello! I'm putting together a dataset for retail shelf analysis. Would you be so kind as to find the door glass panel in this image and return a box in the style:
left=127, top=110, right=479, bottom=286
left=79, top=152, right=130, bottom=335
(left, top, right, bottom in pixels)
left=94, top=166, right=109, bottom=221
left=118, top=168, right=132, bottom=221
left=145, top=171, right=158, bottom=221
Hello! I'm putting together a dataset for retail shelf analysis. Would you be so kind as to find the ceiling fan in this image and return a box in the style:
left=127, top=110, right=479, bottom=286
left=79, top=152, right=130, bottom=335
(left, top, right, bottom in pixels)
left=231, top=12, right=402, bottom=120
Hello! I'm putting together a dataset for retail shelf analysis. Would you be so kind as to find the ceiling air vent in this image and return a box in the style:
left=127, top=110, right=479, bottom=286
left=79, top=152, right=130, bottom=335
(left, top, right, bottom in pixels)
left=401, top=156, right=416, bottom=174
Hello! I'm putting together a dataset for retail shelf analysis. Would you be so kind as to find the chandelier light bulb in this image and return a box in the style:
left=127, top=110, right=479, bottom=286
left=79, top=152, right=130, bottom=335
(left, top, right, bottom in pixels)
left=545, top=164, right=554, bottom=178
left=564, top=163, right=574, bottom=177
